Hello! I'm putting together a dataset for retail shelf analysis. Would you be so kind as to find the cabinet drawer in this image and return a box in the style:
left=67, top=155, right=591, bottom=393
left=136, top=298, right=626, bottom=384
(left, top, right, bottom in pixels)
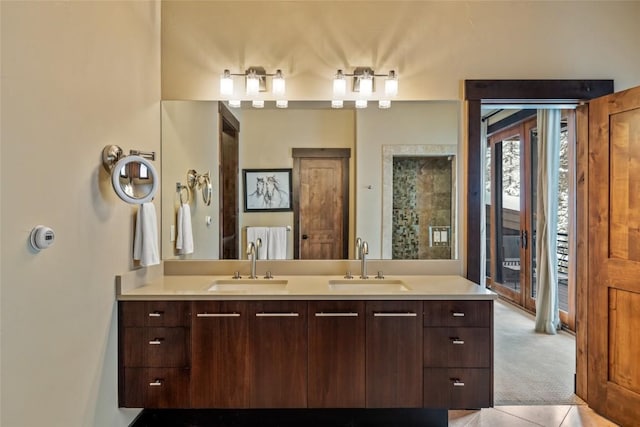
left=423, top=368, right=492, bottom=409
left=121, top=368, right=190, bottom=408
left=423, top=327, right=491, bottom=368
left=120, top=301, right=190, bottom=327
left=423, top=300, right=492, bottom=327
left=122, top=327, right=189, bottom=368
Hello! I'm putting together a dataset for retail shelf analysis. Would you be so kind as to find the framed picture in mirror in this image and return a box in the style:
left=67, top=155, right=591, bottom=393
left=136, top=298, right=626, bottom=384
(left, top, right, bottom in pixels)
left=243, top=168, right=292, bottom=212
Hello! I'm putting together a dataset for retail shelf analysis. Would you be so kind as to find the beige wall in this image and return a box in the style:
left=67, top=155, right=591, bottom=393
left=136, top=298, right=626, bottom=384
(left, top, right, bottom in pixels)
left=162, top=1, right=640, bottom=101
left=1, top=1, right=160, bottom=426
left=161, top=101, right=221, bottom=259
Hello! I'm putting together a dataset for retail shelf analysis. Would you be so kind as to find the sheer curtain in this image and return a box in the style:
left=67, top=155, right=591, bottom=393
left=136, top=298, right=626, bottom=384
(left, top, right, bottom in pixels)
left=535, top=109, right=561, bottom=334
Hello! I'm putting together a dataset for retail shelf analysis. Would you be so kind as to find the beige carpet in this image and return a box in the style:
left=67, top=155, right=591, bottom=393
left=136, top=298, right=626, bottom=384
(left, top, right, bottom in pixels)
left=494, top=299, right=582, bottom=405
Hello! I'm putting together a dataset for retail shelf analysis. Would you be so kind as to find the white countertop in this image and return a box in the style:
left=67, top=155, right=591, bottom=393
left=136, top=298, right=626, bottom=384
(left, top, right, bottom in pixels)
left=117, top=273, right=497, bottom=301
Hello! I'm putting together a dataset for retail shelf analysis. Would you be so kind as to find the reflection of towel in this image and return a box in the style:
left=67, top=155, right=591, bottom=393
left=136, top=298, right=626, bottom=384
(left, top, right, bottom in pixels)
left=176, top=203, right=194, bottom=254
left=246, top=227, right=269, bottom=260
left=268, top=226, right=288, bottom=260
left=133, top=203, right=160, bottom=266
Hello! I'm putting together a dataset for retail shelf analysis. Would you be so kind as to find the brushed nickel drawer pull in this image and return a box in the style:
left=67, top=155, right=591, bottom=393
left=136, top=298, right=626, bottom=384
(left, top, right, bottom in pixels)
left=315, top=312, right=358, bottom=317
left=374, top=312, right=417, bottom=317
left=149, top=379, right=163, bottom=387
left=256, top=312, right=299, bottom=317
left=451, top=379, right=465, bottom=387
left=452, top=312, right=465, bottom=317
left=148, top=311, right=163, bottom=317
left=451, top=338, right=465, bottom=345
left=196, top=313, right=240, bottom=317
left=149, top=338, right=164, bottom=345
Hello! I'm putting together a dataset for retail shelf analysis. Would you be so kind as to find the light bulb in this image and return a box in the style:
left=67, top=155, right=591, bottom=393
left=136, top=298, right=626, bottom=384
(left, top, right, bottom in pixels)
left=272, top=70, right=286, bottom=96
left=276, top=99, right=288, bottom=109
left=220, top=69, right=234, bottom=97
left=359, top=75, right=373, bottom=97
left=246, top=71, right=260, bottom=96
left=331, top=100, right=344, bottom=109
left=228, top=100, right=241, bottom=108
left=333, top=70, right=346, bottom=97
left=378, top=99, right=391, bottom=109
left=384, top=70, right=398, bottom=97
left=252, top=99, right=264, bottom=108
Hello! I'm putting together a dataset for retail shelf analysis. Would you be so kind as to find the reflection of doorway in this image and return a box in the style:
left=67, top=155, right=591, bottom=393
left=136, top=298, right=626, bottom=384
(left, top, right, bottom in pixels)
left=292, top=148, right=350, bottom=259
left=219, top=103, right=239, bottom=259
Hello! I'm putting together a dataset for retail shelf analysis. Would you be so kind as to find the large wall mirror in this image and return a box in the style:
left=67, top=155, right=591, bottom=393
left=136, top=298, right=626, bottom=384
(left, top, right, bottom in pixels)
left=161, top=100, right=461, bottom=261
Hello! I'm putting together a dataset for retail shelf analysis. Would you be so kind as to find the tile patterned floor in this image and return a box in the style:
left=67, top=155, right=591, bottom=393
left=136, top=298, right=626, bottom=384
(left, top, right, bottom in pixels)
left=449, top=402, right=619, bottom=427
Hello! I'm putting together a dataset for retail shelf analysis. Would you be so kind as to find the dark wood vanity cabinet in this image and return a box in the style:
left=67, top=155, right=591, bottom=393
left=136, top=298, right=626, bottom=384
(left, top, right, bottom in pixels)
left=249, top=301, right=308, bottom=408
left=422, top=300, right=493, bottom=409
left=119, top=301, right=191, bottom=408
left=190, top=301, right=250, bottom=408
left=308, top=301, right=366, bottom=408
left=119, top=298, right=493, bottom=410
left=365, top=301, right=424, bottom=408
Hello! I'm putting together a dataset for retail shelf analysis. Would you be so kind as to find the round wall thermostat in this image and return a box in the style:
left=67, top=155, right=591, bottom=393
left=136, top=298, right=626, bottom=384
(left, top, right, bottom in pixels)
left=29, top=225, right=55, bottom=251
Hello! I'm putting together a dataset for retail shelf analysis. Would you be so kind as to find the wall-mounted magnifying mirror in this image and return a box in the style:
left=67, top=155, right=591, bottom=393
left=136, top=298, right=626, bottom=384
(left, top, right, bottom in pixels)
left=102, top=145, right=158, bottom=204
left=201, top=173, right=212, bottom=206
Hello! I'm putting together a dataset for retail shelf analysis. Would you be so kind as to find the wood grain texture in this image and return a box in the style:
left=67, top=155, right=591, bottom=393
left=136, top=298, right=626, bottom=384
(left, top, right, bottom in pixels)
left=587, top=85, right=640, bottom=426
left=123, top=367, right=190, bottom=408
left=249, top=301, right=308, bottom=408
left=423, top=300, right=491, bottom=328
left=423, top=368, right=491, bottom=409
left=190, top=301, right=250, bottom=408
left=123, top=327, right=189, bottom=368
left=423, top=327, right=491, bottom=368
left=576, top=103, right=589, bottom=401
left=308, top=301, right=366, bottom=408
left=120, top=301, right=190, bottom=327
left=366, top=301, right=423, bottom=408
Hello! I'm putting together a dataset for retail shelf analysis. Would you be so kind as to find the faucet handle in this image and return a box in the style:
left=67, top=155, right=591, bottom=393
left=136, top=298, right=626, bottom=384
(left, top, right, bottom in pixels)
left=232, top=271, right=241, bottom=279
left=375, top=271, right=385, bottom=279
left=344, top=271, right=353, bottom=279
left=264, top=271, right=273, bottom=279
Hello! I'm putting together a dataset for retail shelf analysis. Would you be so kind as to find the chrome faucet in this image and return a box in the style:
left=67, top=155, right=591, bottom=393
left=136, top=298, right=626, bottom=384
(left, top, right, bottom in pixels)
left=355, top=237, right=362, bottom=260
left=247, top=241, right=258, bottom=279
left=360, top=241, right=369, bottom=279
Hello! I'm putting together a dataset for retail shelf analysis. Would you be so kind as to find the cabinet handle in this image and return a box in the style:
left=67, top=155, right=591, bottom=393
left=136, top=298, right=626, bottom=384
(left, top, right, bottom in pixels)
left=148, top=311, right=163, bottom=317
left=451, top=379, right=465, bottom=387
left=373, top=312, right=417, bottom=317
left=149, top=338, right=164, bottom=345
left=196, top=313, right=240, bottom=317
left=451, top=338, right=465, bottom=345
left=315, top=312, right=358, bottom=317
left=149, top=379, right=163, bottom=387
left=256, top=312, right=299, bottom=317
left=451, top=312, right=465, bottom=317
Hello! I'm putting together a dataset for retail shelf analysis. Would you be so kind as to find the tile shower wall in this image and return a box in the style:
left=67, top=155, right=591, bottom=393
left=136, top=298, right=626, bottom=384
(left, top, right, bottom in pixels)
left=393, top=157, right=452, bottom=259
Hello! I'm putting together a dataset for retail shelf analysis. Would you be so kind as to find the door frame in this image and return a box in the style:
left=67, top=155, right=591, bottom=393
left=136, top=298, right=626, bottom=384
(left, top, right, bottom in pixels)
left=218, top=102, right=240, bottom=259
left=292, top=148, right=350, bottom=259
left=465, top=80, right=614, bottom=402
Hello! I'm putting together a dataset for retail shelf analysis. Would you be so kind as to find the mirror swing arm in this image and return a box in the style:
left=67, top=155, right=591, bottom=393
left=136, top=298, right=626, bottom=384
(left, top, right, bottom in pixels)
left=102, top=144, right=158, bottom=204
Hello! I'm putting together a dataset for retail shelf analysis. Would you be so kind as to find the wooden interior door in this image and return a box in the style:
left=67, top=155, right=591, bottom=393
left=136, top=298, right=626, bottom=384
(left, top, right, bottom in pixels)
left=587, top=85, right=640, bottom=425
left=219, top=103, right=239, bottom=259
left=292, top=148, right=350, bottom=259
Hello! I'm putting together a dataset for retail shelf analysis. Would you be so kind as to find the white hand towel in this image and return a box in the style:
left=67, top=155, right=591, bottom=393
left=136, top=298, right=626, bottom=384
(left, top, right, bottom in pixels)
left=176, top=203, right=194, bottom=254
left=246, top=226, right=269, bottom=260
left=133, top=202, right=160, bottom=266
left=267, top=226, right=288, bottom=260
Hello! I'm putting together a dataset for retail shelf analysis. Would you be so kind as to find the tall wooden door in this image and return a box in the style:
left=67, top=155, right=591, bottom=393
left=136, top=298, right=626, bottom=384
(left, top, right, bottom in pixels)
left=219, top=103, right=239, bottom=259
left=292, top=148, right=350, bottom=259
left=587, top=85, right=640, bottom=425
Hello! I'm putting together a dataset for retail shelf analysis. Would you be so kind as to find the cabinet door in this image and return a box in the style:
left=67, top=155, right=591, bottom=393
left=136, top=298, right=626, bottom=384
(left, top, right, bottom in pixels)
left=249, top=301, right=308, bottom=408
left=308, top=301, right=365, bottom=408
left=191, top=301, right=250, bottom=408
left=366, top=301, right=423, bottom=408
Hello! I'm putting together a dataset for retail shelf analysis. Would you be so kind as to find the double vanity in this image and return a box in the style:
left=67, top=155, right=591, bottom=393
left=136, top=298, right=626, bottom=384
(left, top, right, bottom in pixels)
left=117, top=260, right=496, bottom=425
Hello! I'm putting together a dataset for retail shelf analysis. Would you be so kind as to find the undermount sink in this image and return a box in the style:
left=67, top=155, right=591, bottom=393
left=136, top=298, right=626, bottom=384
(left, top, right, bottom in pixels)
left=208, top=279, right=289, bottom=293
left=328, top=279, right=411, bottom=293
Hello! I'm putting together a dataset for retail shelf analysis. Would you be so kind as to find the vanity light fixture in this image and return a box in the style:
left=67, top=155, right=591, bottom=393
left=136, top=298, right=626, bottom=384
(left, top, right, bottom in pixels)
left=331, top=67, right=399, bottom=109
left=220, top=67, right=288, bottom=108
